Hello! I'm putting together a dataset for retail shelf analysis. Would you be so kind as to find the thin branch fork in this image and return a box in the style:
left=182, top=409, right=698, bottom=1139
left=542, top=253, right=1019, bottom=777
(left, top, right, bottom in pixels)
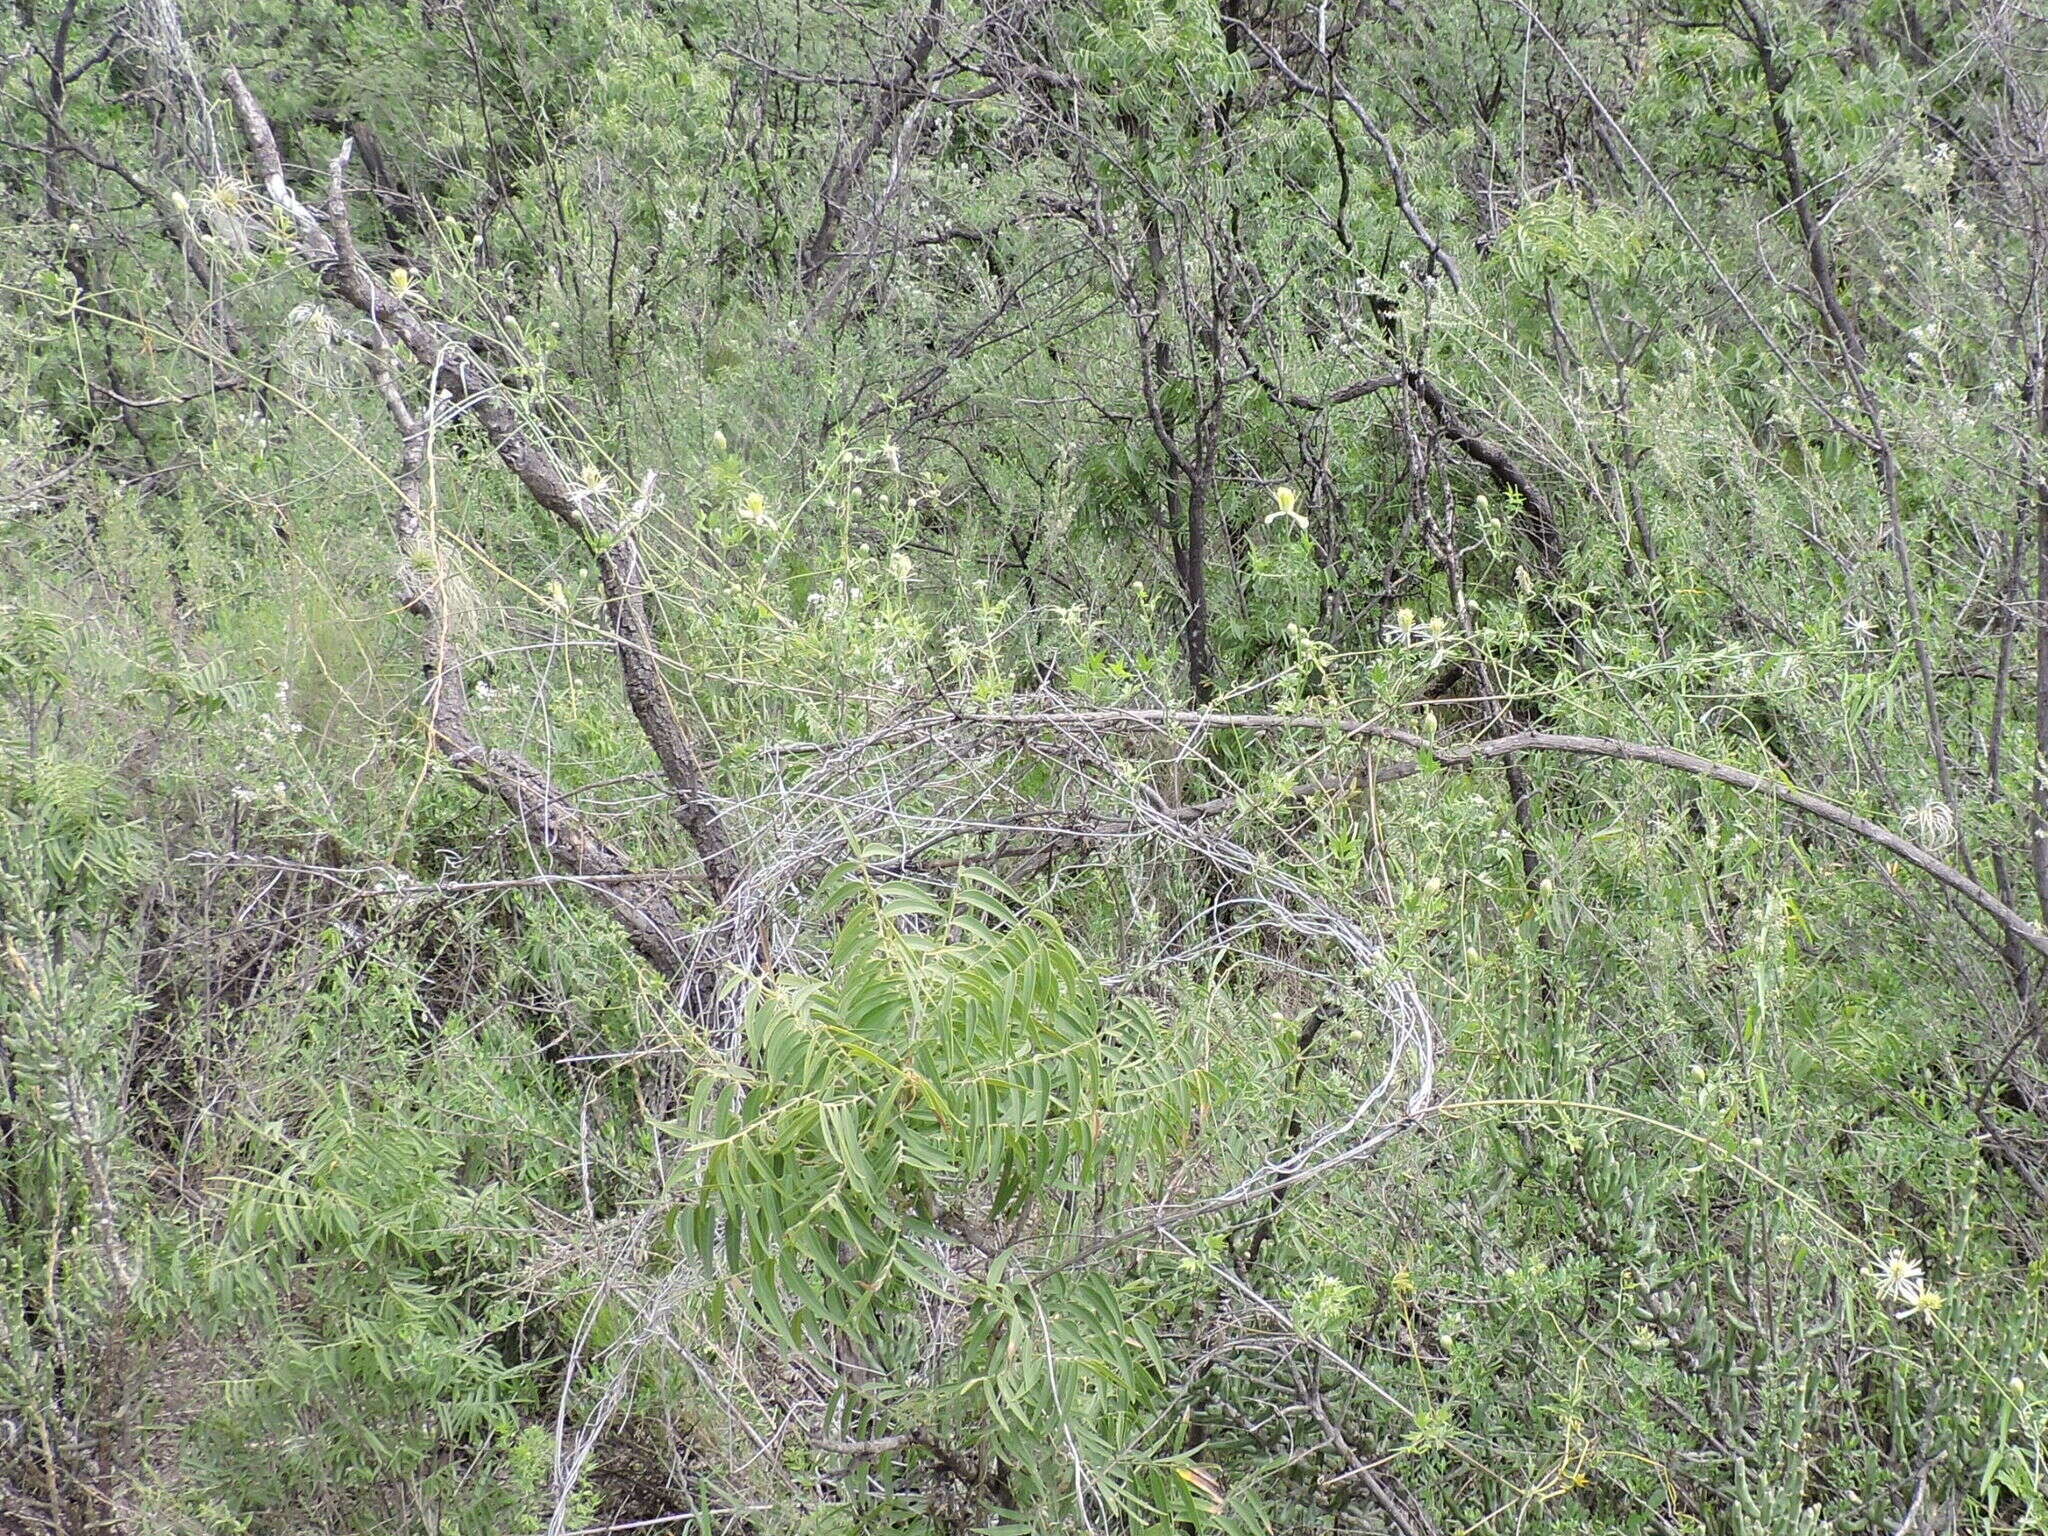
left=220, top=72, right=706, bottom=981
left=222, top=67, right=740, bottom=903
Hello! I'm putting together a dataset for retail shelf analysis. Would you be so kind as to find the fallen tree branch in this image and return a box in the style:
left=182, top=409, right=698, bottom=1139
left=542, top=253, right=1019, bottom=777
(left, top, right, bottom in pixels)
left=812, top=1428, right=986, bottom=1488
left=216, top=85, right=701, bottom=981
left=776, top=705, right=2048, bottom=961
left=358, top=276, right=694, bottom=980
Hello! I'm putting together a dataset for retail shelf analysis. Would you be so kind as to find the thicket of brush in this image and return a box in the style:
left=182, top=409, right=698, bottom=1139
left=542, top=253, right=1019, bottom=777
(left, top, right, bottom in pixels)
left=5, top=0, right=2048, bottom=1530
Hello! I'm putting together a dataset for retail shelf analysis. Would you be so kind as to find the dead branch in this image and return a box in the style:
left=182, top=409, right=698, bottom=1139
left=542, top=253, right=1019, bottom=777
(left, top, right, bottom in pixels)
left=796, top=0, right=948, bottom=291
left=359, top=274, right=695, bottom=981
left=215, top=89, right=703, bottom=981
left=776, top=705, right=2048, bottom=962
left=223, top=66, right=740, bottom=903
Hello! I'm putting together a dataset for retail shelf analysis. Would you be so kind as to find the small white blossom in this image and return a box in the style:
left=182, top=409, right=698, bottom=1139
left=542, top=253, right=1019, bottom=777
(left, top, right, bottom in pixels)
left=1382, top=606, right=1451, bottom=655
left=1866, top=1249, right=1925, bottom=1306
left=1896, top=1287, right=1944, bottom=1324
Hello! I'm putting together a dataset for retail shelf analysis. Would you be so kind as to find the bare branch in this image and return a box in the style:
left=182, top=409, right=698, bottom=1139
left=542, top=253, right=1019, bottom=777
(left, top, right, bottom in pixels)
left=361, top=287, right=695, bottom=981
left=224, top=66, right=741, bottom=902
left=786, top=706, right=2048, bottom=961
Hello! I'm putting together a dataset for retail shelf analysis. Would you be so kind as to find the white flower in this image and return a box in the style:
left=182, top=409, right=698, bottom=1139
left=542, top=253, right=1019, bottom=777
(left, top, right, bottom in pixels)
left=1381, top=606, right=1449, bottom=654
left=889, top=551, right=915, bottom=582
left=1866, top=1249, right=1925, bottom=1306
left=1843, top=612, right=1879, bottom=648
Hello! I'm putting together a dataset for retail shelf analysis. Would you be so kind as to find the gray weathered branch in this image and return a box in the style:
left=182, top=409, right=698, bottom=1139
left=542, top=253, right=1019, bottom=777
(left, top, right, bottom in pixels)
left=224, top=66, right=740, bottom=902
left=783, top=705, right=2048, bottom=961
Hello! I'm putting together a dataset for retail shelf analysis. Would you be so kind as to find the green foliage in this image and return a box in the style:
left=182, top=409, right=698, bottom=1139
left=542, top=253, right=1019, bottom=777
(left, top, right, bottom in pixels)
left=6, top=0, right=2048, bottom=1530
left=678, top=876, right=1210, bottom=1529
left=173, top=1075, right=543, bottom=1529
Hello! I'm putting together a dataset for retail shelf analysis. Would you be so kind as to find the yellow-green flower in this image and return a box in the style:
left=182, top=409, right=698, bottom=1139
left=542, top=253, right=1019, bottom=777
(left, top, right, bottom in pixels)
left=1897, top=1287, right=1943, bottom=1323
left=1265, top=485, right=1308, bottom=531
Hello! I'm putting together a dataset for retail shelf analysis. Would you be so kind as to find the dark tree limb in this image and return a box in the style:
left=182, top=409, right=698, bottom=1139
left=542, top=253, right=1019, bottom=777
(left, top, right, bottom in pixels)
left=1734, top=1, right=1965, bottom=870
left=224, top=67, right=740, bottom=903
left=363, top=336, right=694, bottom=980
left=796, top=0, right=947, bottom=291
left=1402, top=369, right=1563, bottom=573
left=1239, top=24, right=1562, bottom=570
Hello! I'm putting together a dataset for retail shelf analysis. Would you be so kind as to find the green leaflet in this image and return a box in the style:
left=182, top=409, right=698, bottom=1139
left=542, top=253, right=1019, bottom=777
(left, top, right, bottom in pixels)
left=675, top=877, right=1194, bottom=1524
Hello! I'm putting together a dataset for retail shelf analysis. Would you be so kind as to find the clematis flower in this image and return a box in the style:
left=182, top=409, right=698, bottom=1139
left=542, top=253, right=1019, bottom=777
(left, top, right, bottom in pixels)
left=1265, top=485, right=1308, bottom=531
